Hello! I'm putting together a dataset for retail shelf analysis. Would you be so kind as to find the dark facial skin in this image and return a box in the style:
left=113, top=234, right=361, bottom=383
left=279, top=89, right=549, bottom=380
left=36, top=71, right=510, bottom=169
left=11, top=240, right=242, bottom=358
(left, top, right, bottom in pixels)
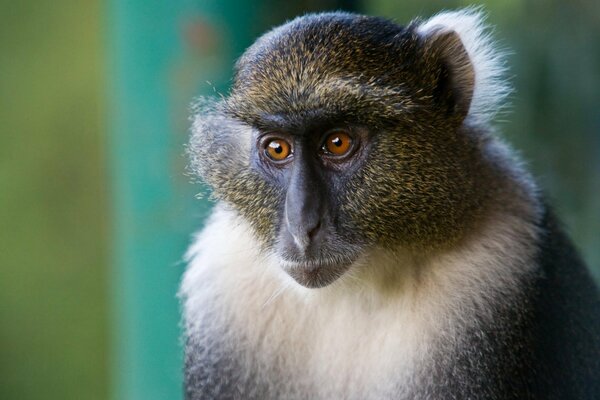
left=190, top=12, right=495, bottom=288
left=251, top=119, right=371, bottom=287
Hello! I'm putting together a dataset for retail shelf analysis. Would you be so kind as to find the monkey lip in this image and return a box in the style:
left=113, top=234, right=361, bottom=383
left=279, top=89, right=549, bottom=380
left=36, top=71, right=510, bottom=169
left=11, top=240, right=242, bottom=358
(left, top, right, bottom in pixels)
left=279, top=258, right=354, bottom=289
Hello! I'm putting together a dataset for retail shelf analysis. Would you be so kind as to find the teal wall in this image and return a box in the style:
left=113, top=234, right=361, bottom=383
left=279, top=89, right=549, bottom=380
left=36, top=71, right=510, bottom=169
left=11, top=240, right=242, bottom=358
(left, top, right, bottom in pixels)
left=108, top=2, right=235, bottom=399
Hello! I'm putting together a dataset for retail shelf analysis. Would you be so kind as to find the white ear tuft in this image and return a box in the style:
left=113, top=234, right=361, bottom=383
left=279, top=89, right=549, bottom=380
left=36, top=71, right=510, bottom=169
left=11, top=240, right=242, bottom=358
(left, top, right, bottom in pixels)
left=417, top=8, right=510, bottom=125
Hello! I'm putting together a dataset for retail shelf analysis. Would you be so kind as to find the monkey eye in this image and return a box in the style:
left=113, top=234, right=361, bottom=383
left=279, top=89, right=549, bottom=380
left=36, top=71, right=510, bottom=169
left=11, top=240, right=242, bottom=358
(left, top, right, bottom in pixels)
left=322, top=130, right=353, bottom=157
left=264, top=138, right=292, bottom=162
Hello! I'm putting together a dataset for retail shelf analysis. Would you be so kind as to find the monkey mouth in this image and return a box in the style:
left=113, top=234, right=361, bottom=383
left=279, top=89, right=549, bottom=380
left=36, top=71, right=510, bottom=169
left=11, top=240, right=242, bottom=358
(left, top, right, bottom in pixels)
left=279, top=257, right=355, bottom=288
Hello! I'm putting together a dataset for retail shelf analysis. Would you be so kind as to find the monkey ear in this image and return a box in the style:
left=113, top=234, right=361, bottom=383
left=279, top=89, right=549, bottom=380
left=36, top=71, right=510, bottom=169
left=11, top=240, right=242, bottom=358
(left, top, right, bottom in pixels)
left=416, top=9, right=510, bottom=124
left=421, top=28, right=475, bottom=119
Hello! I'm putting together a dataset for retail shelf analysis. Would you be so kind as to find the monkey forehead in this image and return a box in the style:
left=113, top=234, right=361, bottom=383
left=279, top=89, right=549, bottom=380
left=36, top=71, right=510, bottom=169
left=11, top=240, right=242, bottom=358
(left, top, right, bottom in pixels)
left=227, top=12, right=426, bottom=121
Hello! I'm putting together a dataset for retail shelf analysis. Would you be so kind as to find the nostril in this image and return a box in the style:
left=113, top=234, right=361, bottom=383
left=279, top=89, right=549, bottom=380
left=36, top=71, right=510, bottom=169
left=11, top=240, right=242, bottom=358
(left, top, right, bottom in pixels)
left=307, top=220, right=321, bottom=240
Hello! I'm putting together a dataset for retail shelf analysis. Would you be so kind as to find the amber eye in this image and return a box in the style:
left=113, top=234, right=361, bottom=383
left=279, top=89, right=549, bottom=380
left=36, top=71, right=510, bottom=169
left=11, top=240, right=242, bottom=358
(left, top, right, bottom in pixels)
left=323, top=130, right=353, bottom=156
left=265, top=138, right=291, bottom=161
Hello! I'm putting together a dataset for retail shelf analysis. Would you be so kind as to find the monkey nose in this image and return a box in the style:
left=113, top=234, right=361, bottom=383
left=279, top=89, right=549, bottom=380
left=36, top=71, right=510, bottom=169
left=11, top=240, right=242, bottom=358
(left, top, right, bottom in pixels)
left=289, top=219, right=321, bottom=252
left=308, top=220, right=321, bottom=239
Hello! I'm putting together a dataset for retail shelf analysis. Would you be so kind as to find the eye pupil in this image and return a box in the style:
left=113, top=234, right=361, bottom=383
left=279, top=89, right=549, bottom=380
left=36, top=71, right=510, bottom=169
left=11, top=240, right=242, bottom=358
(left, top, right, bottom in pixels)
left=274, top=145, right=283, bottom=153
left=332, top=137, right=342, bottom=147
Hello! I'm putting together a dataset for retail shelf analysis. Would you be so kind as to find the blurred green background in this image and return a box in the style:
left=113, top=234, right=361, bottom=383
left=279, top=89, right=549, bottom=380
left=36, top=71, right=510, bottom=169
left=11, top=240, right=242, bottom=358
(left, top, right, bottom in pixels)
left=0, top=0, right=598, bottom=399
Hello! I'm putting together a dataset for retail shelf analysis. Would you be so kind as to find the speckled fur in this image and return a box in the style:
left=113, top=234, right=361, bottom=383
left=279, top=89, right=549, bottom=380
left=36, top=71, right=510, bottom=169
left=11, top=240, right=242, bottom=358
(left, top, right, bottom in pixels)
left=183, top=9, right=599, bottom=400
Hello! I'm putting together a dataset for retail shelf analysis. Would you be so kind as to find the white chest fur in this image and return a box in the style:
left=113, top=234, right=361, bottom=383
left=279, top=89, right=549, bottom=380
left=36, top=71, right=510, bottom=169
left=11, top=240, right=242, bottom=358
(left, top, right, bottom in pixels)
left=181, top=203, right=539, bottom=399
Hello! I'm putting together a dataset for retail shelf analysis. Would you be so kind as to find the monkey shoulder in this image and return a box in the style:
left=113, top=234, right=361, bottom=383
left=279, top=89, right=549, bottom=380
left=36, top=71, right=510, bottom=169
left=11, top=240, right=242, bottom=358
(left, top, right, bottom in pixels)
left=524, top=207, right=600, bottom=398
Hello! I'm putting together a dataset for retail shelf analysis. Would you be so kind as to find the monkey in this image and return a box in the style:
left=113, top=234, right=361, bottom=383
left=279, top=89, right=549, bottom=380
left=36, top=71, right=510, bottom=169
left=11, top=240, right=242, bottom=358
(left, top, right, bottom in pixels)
left=181, top=9, right=600, bottom=400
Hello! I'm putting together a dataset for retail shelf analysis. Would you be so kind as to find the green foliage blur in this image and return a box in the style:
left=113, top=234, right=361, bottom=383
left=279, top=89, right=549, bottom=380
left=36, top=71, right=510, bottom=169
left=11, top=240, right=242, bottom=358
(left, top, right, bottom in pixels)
left=0, top=0, right=108, bottom=399
left=0, top=0, right=598, bottom=399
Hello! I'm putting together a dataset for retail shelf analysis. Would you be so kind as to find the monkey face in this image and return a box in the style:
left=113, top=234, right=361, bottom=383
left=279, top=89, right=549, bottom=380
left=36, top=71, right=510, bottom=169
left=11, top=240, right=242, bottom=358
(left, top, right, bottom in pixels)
left=189, top=13, right=492, bottom=288
left=251, top=123, right=372, bottom=288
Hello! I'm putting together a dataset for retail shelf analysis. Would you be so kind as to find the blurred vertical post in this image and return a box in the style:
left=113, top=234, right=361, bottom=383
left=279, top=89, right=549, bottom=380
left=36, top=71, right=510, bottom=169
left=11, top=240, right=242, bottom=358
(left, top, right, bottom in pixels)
left=108, top=0, right=357, bottom=399
left=107, top=1, right=257, bottom=399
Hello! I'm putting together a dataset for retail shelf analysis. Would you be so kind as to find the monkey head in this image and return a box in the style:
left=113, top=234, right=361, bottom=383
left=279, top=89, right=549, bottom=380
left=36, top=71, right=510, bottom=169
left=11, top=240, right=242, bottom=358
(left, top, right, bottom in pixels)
left=189, top=12, right=508, bottom=288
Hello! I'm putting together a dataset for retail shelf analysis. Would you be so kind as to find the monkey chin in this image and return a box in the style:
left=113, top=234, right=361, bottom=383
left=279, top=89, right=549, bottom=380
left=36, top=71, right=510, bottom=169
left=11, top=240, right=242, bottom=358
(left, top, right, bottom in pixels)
left=280, top=260, right=353, bottom=289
